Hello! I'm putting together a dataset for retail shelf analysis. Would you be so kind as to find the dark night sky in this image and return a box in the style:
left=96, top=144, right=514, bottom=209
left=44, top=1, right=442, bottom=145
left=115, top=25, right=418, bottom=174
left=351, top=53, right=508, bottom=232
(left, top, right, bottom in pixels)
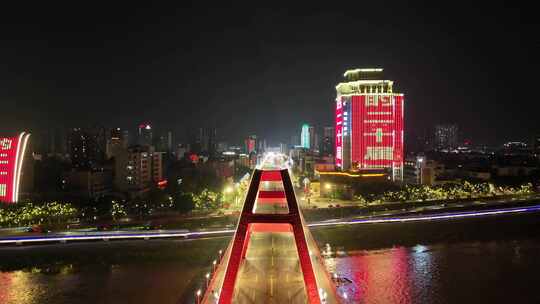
left=0, top=2, right=538, bottom=146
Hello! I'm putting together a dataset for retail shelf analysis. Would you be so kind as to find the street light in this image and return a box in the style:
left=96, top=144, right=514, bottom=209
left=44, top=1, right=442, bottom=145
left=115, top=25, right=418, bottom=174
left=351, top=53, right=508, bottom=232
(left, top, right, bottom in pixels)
left=213, top=260, right=217, bottom=272
left=223, top=186, right=235, bottom=210
left=205, top=272, right=210, bottom=287
left=319, top=288, right=327, bottom=303
left=325, top=183, right=334, bottom=201
left=196, top=289, right=201, bottom=304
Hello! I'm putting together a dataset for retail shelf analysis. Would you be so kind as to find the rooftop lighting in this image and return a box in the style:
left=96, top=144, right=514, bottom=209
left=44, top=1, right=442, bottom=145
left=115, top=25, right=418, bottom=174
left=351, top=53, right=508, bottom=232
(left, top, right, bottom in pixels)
left=344, top=68, right=383, bottom=77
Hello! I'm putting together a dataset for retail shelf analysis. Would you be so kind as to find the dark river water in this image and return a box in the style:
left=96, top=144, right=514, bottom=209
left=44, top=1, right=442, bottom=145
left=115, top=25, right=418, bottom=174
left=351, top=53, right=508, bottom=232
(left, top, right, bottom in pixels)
left=1, top=212, right=540, bottom=303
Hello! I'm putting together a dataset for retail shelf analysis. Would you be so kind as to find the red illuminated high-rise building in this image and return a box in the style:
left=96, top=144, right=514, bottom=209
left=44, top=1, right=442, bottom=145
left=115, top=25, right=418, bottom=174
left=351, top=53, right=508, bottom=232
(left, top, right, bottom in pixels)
left=335, top=68, right=404, bottom=180
left=0, top=132, right=31, bottom=203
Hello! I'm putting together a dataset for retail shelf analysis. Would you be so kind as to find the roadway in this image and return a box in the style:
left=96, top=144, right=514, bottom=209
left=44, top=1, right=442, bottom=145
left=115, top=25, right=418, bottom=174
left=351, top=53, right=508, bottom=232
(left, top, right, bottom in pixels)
left=228, top=172, right=308, bottom=303
left=231, top=232, right=307, bottom=303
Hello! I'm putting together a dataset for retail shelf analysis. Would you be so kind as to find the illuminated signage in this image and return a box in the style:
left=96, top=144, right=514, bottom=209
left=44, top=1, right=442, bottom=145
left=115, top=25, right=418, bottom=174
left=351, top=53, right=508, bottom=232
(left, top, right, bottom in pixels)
left=393, top=95, right=404, bottom=166
left=0, top=132, right=30, bottom=203
left=350, top=95, right=403, bottom=170
left=157, top=179, right=168, bottom=189
left=335, top=99, right=343, bottom=168
left=342, top=101, right=350, bottom=137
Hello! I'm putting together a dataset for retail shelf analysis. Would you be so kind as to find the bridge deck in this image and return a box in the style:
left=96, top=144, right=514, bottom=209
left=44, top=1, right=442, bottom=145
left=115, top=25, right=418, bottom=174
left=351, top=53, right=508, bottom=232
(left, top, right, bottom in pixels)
left=202, top=168, right=339, bottom=304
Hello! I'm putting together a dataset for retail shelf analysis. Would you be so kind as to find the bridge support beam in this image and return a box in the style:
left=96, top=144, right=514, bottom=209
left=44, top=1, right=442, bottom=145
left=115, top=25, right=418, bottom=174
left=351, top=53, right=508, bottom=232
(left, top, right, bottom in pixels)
left=217, top=169, right=322, bottom=304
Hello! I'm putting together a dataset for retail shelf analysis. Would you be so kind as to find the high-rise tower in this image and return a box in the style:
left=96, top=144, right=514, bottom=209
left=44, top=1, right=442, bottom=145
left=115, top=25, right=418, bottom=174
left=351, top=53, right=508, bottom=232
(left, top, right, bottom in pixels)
left=335, top=68, right=404, bottom=180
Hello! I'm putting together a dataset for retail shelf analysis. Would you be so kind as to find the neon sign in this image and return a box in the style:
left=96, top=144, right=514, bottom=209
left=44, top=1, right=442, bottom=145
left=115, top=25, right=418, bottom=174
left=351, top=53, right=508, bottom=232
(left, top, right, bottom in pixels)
left=335, top=100, right=343, bottom=168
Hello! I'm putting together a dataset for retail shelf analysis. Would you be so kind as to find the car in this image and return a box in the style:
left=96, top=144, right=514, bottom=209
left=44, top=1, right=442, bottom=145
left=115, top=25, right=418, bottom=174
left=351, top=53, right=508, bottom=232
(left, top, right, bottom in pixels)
left=26, top=225, right=44, bottom=233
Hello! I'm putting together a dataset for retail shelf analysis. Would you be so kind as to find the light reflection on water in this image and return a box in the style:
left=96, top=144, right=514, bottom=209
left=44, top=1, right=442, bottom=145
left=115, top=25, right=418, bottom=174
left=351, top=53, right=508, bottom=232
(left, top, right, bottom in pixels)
left=1, top=240, right=540, bottom=303
left=0, top=271, right=40, bottom=304
left=0, top=263, right=202, bottom=304
left=327, top=247, right=415, bottom=304
left=328, top=241, right=540, bottom=304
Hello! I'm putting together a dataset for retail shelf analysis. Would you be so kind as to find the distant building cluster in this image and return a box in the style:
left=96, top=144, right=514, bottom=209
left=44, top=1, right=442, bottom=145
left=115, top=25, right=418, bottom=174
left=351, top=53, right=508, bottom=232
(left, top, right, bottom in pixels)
left=7, top=123, right=277, bottom=204
left=403, top=140, right=540, bottom=186
left=5, top=67, right=540, bottom=205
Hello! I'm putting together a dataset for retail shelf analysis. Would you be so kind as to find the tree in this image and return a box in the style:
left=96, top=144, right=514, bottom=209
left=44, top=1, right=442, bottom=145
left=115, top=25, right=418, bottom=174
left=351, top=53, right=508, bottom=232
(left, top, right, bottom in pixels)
left=174, top=192, right=195, bottom=214
left=234, top=164, right=251, bottom=181
left=193, top=189, right=221, bottom=210
left=148, top=187, right=168, bottom=207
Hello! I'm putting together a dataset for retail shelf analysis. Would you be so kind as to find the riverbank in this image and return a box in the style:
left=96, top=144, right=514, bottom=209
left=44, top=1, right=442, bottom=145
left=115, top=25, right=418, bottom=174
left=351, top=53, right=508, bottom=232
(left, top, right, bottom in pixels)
left=3, top=192, right=536, bottom=236
left=2, top=195, right=540, bottom=244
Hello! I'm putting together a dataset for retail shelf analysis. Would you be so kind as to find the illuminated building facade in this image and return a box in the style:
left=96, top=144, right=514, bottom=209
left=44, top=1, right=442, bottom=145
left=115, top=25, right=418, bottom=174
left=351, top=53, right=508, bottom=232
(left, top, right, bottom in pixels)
left=114, top=145, right=163, bottom=197
left=335, top=68, right=404, bottom=180
left=245, top=135, right=257, bottom=154
left=0, top=132, right=31, bottom=203
left=106, top=127, right=128, bottom=159
left=301, top=124, right=310, bottom=149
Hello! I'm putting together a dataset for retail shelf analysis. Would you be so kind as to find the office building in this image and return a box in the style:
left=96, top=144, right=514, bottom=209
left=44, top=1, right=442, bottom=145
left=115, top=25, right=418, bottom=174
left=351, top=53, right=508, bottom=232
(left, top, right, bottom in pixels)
left=321, top=126, right=335, bottom=156
left=106, top=127, right=128, bottom=160
left=334, top=68, right=404, bottom=180
left=114, top=145, right=163, bottom=197
left=138, top=123, right=153, bottom=146
left=245, top=135, right=257, bottom=154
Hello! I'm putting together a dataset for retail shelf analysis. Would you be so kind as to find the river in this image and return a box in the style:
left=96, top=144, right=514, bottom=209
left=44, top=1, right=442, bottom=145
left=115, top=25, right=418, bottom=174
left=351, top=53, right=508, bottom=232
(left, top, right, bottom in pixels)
left=1, top=212, right=539, bottom=303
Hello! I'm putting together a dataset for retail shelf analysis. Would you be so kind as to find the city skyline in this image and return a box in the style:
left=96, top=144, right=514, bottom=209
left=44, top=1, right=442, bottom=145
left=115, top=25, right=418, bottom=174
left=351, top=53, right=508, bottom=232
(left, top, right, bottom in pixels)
left=1, top=3, right=538, bottom=146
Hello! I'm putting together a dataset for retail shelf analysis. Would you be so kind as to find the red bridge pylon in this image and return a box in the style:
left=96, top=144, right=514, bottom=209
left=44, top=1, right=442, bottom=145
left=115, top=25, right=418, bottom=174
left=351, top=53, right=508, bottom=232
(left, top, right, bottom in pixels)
left=217, top=169, right=323, bottom=304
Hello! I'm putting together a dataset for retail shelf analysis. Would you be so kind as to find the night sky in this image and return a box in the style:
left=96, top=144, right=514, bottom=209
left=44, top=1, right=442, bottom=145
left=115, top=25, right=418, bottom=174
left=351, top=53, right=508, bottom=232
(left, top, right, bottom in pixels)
left=0, top=3, right=538, bottom=146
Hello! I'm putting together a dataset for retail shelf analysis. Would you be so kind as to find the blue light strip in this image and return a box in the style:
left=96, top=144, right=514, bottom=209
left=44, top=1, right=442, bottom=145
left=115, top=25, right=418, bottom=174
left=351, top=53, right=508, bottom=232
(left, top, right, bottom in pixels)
left=308, top=204, right=540, bottom=227
left=0, top=229, right=235, bottom=245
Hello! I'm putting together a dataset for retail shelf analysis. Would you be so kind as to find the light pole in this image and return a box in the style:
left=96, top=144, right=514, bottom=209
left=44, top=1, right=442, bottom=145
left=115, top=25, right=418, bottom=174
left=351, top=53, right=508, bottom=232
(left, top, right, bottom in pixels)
left=205, top=272, right=210, bottom=288
left=303, top=177, right=311, bottom=205
left=233, top=183, right=239, bottom=209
